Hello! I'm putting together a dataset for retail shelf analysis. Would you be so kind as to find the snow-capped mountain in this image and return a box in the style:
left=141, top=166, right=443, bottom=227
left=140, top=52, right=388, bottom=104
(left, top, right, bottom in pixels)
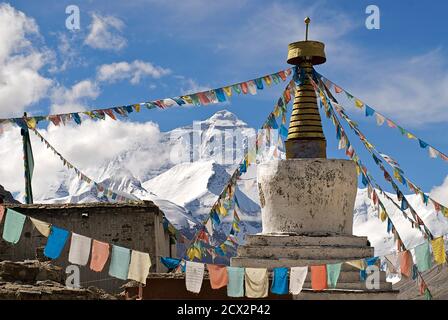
left=12, top=109, right=447, bottom=257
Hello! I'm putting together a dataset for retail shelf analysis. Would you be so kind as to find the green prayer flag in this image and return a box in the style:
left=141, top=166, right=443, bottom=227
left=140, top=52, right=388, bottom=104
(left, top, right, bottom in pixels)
left=424, top=288, right=432, bottom=300
left=2, top=209, right=27, bottom=244
left=326, top=263, right=342, bottom=289
left=414, top=241, right=432, bottom=272
left=108, top=245, right=131, bottom=280
left=21, top=127, right=34, bottom=204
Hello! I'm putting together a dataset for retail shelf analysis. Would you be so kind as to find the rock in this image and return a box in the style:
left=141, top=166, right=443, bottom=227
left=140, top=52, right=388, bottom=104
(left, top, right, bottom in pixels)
left=0, top=260, right=118, bottom=300
left=0, top=185, right=19, bottom=204
left=0, top=260, right=63, bottom=283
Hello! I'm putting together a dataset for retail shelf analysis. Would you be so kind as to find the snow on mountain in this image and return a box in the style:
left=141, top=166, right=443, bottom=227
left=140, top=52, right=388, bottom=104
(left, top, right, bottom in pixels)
left=143, top=160, right=228, bottom=215
left=20, top=109, right=447, bottom=258
left=353, top=188, right=448, bottom=256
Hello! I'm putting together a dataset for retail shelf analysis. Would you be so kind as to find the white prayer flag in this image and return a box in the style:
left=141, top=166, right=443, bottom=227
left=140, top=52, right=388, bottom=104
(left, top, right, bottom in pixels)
left=186, top=261, right=205, bottom=294
left=68, top=233, right=92, bottom=266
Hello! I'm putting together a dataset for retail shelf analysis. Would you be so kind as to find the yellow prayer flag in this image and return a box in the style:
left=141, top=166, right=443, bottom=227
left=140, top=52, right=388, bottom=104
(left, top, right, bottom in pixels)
left=193, top=247, right=202, bottom=260
left=273, top=105, right=280, bottom=117
left=365, top=141, right=374, bottom=151
left=355, top=99, right=364, bottom=108
left=187, top=248, right=195, bottom=261
left=84, top=111, right=95, bottom=119
left=25, top=117, right=37, bottom=129
left=181, top=96, right=193, bottom=104
left=30, top=217, right=51, bottom=237
left=393, top=170, right=403, bottom=184
left=223, top=86, right=232, bottom=97
left=431, top=237, right=446, bottom=265
left=218, top=205, right=227, bottom=217
left=263, top=76, right=272, bottom=86
left=380, top=210, right=387, bottom=222
left=406, top=132, right=416, bottom=140
left=442, top=207, right=448, bottom=218
left=134, top=104, right=141, bottom=112
left=248, top=148, right=256, bottom=164
left=346, top=260, right=367, bottom=270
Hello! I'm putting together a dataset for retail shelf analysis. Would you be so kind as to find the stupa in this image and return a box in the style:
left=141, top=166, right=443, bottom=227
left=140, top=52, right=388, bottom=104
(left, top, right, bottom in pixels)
left=230, top=18, right=398, bottom=299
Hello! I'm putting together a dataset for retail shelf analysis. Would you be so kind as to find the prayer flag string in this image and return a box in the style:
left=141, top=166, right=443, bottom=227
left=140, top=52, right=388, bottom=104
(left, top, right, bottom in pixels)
left=0, top=68, right=292, bottom=131
left=316, top=72, right=448, bottom=164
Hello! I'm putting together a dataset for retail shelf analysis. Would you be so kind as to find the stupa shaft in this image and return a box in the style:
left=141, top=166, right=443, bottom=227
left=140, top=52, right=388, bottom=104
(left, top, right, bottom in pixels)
left=286, top=60, right=326, bottom=158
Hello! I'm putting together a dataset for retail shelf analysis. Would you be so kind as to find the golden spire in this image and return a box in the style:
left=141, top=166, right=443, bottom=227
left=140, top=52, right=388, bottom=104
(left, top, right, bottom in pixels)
left=285, top=17, right=327, bottom=159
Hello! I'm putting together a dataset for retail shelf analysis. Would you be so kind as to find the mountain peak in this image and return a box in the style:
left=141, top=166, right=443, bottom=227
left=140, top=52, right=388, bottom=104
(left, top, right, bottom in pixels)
left=205, top=110, right=247, bottom=127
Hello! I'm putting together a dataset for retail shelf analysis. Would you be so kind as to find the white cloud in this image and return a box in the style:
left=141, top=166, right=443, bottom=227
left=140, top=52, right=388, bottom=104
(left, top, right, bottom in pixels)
left=0, top=118, right=170, bottom=200
left=50, top=80, right=100, bottom=114
left=0, top=3, right=52, bottom=118
left=96, top=60, right=171, bottom=84
left=344, top=49, right=448, bottom=127
left=430, top=175, right=448, bottom=207
left=49, top=32, right=87, bottom=73
left=175, top=76, right=210, bottom=94
left=84, top=13, right=127, bottom=51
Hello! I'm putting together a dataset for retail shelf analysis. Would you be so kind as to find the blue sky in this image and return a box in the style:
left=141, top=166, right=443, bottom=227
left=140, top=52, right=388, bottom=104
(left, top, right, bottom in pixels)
left=1, top=0, right=448, bottom=199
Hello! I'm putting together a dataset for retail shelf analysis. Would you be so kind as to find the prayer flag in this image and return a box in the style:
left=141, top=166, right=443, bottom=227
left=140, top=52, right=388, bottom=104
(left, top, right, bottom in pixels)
left=431, top=237, right=446, bottom=265
left=326, top=263, right=342, bottom=288
left=399, top=250, right=413, bottom=278
left=245, top=268, right=269, bottom=298
left=44, top=226, right=69, bottom=259
left=186, top=261, right=205, bottom=294
left=310, top=265, right=327, bottom=291
left=414, top=241, right=432, bottom=272
left=289, top=266, right=308, bottom=295
left=271, top=267, right=289, bottom=295
left=68, top=233, right=92, bottom=266
left=109, top=245, right=131, bottom=280
left=2, top=209, right=26, bottom=244
left=227, top=267, right=245, bottom=297
left=207, top=264, right=228, bottom=289
left=90, top=240, right=110, bottom=272
left=21, top=127, right=34, bottom=204
left=128, top=250, right=151, bottom=284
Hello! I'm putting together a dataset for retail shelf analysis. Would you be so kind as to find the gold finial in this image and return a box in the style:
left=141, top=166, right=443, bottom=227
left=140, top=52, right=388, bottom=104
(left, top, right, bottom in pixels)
left=304, top=17, right=310, bottom=41
left=285, top=17, right=327, bottom=159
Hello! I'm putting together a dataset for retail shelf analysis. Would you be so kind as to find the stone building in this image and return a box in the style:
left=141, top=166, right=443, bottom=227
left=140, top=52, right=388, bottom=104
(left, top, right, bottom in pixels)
left=1, top=201, right=176, bottom=293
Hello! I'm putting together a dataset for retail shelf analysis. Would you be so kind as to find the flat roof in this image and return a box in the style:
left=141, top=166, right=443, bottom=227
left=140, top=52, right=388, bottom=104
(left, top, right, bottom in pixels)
left=3, top=200, right=159, bottom=210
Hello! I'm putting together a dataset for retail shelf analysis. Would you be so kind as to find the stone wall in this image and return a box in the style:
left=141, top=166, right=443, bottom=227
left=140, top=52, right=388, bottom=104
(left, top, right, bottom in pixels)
left=0, top=260, right=117, bottom=300
left=0, top=201, right=175, bottom=293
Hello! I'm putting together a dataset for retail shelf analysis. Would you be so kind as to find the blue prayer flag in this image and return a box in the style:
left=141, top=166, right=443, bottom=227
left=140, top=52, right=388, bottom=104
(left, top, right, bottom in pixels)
left=161, top=257, right=181, bottom=270
left=254, top=78, right=264, bottom=90
left=271, top=267, right=289, bottom=295
left=419, top=139, right=428, bottom=149
left=365, top=105, right=375, bottom=117
left=71, top=113, right=81, bottom=125
left=44, top=226, right=69, bottom=259
left=387, top=218, right=393, bottom=233
left=214, top=88, right=227, bottom=102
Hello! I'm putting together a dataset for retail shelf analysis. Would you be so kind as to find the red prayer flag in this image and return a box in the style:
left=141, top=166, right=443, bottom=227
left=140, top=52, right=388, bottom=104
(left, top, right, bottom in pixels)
left=278, top=71, right=287, bottom=81
left=104, top=109, right=117, bottom=120
left=311, top=265, right=327, bottom=291
left=334, top=85, right=343, bottom=94
left=240, top=82, right=249, bottom=94
left=399, top=250, right=413, bottom=278
left=207, top=264, right=228, bottom=289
